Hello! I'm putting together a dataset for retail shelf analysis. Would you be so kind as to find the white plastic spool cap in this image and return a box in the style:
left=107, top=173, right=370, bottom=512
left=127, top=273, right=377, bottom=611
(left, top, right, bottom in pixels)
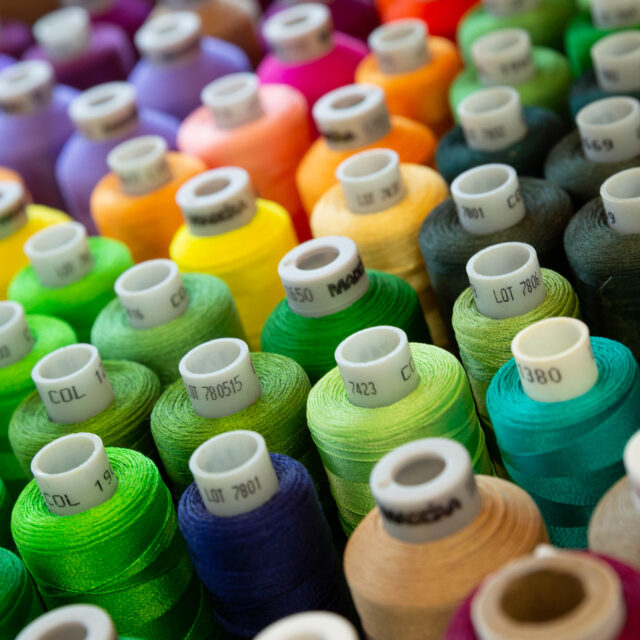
left=600, top=167, right=640, bottom=234
left=471, top=28, right=536, bottom=87
left=107, top=135, right=171, bottom=196
left=591, top=0, right=640, bottom=30
left=135, top=11, right=202, bottom=63
left=16, top=604, right=118, bottom=640
left=263, top=3, right=334, bottom=64
left=623, top=430, right=640, bottom=511
left=466, top=242, right=546, bottom=319
left=201, top=72, right=264, bottom=130
left=313, top=84, right=392, bottom=151
left=114, top=259, right=189, bottom=329
left=576, top=96, right=640, bottom=163
left=31, top=344, right=114, bottom=424
left=368, top=19, right=430, bottom=74
left=0, top=301, right=34, bottom=368
left=511, top=318, right=599, bottom=403
left=370, top=438, right=482, bottom=544
left=0, top=181, right=28, bottom=239
left=451, top=164, right=526, bottom=235
left=0, top=61, right=55, bottom=115
left=255, top=612, right=359, bottom=640
left=483, top=0, right=539, bottom=16
left=33, top=7, right=91, bottom=61
left=471, top=551, right=626, bottom=640
left=457, top=86, right=528, bottom=153
left=179, top=338, right=262, bottom=419
left=176, top=167, right=257, bottom=237
left=335, top=326, right=419, bottom=409
left=189, top=430, right=279, bottom=516
left=278, top=236, right=370, bottom=317
left=69, top=82, right=139, bottom=141
left=592, top=31, right=640, bottom=93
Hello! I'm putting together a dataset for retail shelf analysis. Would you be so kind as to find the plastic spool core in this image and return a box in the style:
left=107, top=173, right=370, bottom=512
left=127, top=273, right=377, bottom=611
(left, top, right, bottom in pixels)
left=278, top=236, right=370, bottom=317
left=201, top=72, right=264, bottom=130
left=466, top=242, right=546, bottom=319
left=335, top=325, right=419, bottom=409
left=0, top=180, right=28, bottom=239
left=263, top=3, right=334, bottom=64
left=32, top=343, right=114, bottom=424
left=623, top=431, right=640, bottom=512
left=0, top=61, right=55, bottom=115
left=254, top=612, right=359, bottom=640
left=370, top=438, right=482, bottom=544
left=458, top=86, right=528, bottom=153
left=336, top=148, right=406, bottom=214
left=189, top=430, right=279, bottom=517
left=592, top=31, right=640, bottom=93
left=471, top=552, right=626, bottom=640
left=33, top=7, right=91, bottom=61
left=451, top=164, right=526, bottom=235
left=176, top=167, right=257, bottom=237
left=483, top=0, right=539, bottom=16
left=576, top=96, right=640, bottom=163
left=312, top=84, right=392, bottom=151
left=24, top=222, right=94, bottom=289
left=114, top=259, right=189, bottom=329
left=16, top=604, right=118, bottom=640
left=591, top=0, right=640, bottom=30
left=368, top=19, right=430, bottom=75
left=135, top=11, right=202, bottom=64
left=471, top=28, right=536, bottom=87
left=600, top=167, right=640, bottom=234
left=179, top=338, right=262, bottom=419
left=0, top=301, right=34, bottom=367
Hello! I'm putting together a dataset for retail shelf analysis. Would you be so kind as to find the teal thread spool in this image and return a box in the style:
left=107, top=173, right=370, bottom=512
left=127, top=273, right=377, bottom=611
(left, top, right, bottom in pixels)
left=9, top=222, right=133, bottom=342
left=261, top=237, right=430, bottom=384
left=92, top=259, right=246, bottom=385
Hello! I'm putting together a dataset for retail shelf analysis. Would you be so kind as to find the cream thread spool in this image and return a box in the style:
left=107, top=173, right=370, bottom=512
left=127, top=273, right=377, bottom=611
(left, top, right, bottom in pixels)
left=0, top=181, right=28, bottom=239
left=466, top=242, right=546, bottom=320
left=30, top=432, right=118, bottom=517
left=278, top=236, right=370, bottom=317
left=576, top=97, right=640, bottom=163
left=471, top=28, right=536, bottom=87
left=335, top=325, right=419, bottom=409
left=201, top=72, right=264, bottom=130
left=451, top=164, right=526, bottom=235
left=600, top=167, right=640, bottom=234
left=16, top=604, right=118, bottom=640
left=0, top=61, right=55, bottom=116
left=189, top=430, right=279, bottom=517
left=179, top=338, right=262, bottom=419
left=457, top=87, right=528, bottom=153
left=33, top=7, right=91, bottom=61
left=114, top=259, right=189, bottom=329
left=367, top=19, right=430, bottom=75
left=471, top=551, right=626, bottom=640
left=255, top=612, right=359, bottom=640
left=483, top=0, right=540, bottom=17
left=0, top=301, right=34, bottom=367
left=312, top=84, right=392, bottom=152
left=591, top=0, right=640, bottom=30
left=31, top=343, right=114, bottom=424
left=592, top=31, right=640, bottom=93
left=135, top=11, right=203, bottom=65
left=23, top=222, right=95, bottom=289
left=511, top=317, right=599, bottom=403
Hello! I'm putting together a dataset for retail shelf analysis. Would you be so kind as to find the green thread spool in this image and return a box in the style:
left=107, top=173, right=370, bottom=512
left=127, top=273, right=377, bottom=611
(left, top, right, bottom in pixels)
left=92, top=261, right=246, bottom=385
left=307, top=327, right=494, bottom=535
left=0, top=476, right=11, bottom=549
left=9, top=223, right=133, bottom=342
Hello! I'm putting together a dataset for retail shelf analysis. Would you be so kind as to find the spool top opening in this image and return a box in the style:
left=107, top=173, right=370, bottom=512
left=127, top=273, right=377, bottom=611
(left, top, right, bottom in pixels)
left=192, top=430, right=260, bottom=476
left=392, top=454, right=446, bottom=487
left=181, top=339, right=243, bottom=377
left=33, top=7, right=91, bottom=60
left=32, top=432, right=100, bottom=476
left=454, top=165, right=511, bottom=197
left=601, top=167, right=640, bottom=200
left=108, top=136, right=167, bottom=170
left=69, top=83, right=137, bottom=131
left=25, top=222, right=84, bottom=257
left=135, top=11, right=202, bottom=59
left=593, top=31, right=640, bottom=60
left=0, top=180, right=24, bottom=213
left=473, top=28, right=529, bottom=57
left=15, top=604, right=119, bottom=640
left=337, top=326, right=403, bottom=366
left=458, top=86, right=519, bottom=117
left=116, top=259, right=173, bottom=294
left=35, top=343, right=93, bottom=381
left=0, top=301, right=19, bottom=330
left=513, top=317, right=588, bottom=360
left=469, top=242, right=532, bottom=278
left=296, top=247, right=340, bottom=270
left=33, top=622, right=88, bottom=640
left=577, top=96, right=638, bottom=128
left=202, top=72, right=259, bottom=108
left=337, top=149, right=397, bottom=181
left=0, top=61, right=54, bottom=106
left=254, top=612, right=359, bottom=640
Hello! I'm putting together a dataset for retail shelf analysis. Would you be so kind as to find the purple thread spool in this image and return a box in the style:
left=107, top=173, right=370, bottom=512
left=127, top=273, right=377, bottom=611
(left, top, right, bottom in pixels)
left=56, top=82, right=179, bottom=232
left=24, top=7, right=136, bottom=91
left=130, top=11, right=251, bottom=121
left=0, top=61, right=75, bottom=210
left=0, top=55, right=15, bottom=71
left=0, top=19, right=33, bottom=58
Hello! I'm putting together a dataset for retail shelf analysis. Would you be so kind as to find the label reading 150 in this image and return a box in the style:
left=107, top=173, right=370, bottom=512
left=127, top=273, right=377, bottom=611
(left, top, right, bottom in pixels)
left=517, top=363, right=562, bottom=385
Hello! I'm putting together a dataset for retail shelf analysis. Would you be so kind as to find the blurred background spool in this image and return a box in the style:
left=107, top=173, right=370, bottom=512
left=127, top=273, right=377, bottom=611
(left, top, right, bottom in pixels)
left=0, top=16, right=32, bottom=58
left=0, top=477, right=10, bottom=548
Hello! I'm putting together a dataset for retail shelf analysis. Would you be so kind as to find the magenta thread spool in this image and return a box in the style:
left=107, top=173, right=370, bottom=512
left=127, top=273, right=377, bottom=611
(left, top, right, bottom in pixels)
left=130, top=11, right=251, bottom=121
left=0, top=61, right=75, bottom=210
left=0, top=19, right=33, bottom=58
left=24, top=7, right=137, bottom=91
left=56, top=82, right=179, bottom=232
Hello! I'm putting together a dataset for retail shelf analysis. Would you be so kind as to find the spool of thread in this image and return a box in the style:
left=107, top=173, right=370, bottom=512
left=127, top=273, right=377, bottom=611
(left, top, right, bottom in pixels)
left=92, top=260, right=246, bottom=385
left=450, top=28, right=572, bottom=119
left=170, top=167, right=297, bottom=349
left=56, top=81, right=179, bottom=232
left=130, top=12, right=251, bottom=121
left=297, top=83, right=437, bottom=215
left=0, top=476, right=11, bottom=548
left=437, top=86, right=568, bottom=183
left=307, top=326, right=494, bottom=533
left=91, top=136, right=206, bottom=262
left=261, top=236, right=431, bottom=384
left=256, top=612, right=358, bottom=640
left=12, top=433, right=215, bottom=638
left=420, top=166, right=573, bottom=331
left=344, top=438, right=547, bottom=640
left=178, top=73, right=313, bottom=241
left=178, top=430, right=353, bottom=637
left=488, top=317, right=640, bottom=547
left=0, top=61, right=75, bottom=210
left=545, top=96, right=640, bottom=204
left=0, top=18, right=33, bottom=58
left=9, top=222, right=133, bottom=342
left=445, top=550, right=640, bottom=639
left=355, top=19, right=462, bottom=136
left=24, top=7, right=136, bottom=91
